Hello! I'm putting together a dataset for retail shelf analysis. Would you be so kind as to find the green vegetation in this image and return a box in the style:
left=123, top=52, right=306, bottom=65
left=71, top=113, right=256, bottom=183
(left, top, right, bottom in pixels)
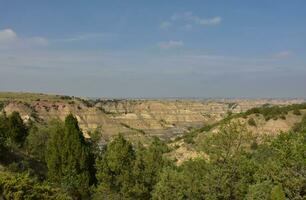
left=292, top=113, right=306, bottom=132
left=248, top=117, right=257, bottom=127
left=0, top=172, right=71, bottom=199
left=182, top=102, right=306, bottom=143
left=0, top=101, right=5, bottom=111
left=244, top=103, right=306, bottom=121
left=0, top=92, right=66, bottom=103
left=7, top=112, right=28, bottom=147
left=1, top=109, right=306, bottom=199
left=120, top=122, right=146, bottom=135
left=153, top=120, right=306, bottom=199
left=45, top=114, right=94, bottom=199
left=95, top=136, right=170, bottom=199
left=293, top=109, right=302, bottom=116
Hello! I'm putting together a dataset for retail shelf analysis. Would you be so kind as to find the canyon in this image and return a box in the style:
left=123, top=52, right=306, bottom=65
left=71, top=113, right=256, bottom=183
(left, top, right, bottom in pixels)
left=1, top=92, right=304, bottom=140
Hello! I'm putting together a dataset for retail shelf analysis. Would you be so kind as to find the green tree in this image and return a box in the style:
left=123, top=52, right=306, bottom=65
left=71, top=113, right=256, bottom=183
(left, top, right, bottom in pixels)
left=197, top=122, right=257, bottom=199
left=0, top=112, right=8, bottom=150
left=246, top=181, right=273, bottom=200
left=152, top=167, right=190, bottom=200
left=26, top=124, right=50, bottom=161
left=248, top=118, right=257, bottom=127
left=251, top=131, right=306, bottom=199
left=131, top=137, right=170, bottom=199
left=46, top=114, right=92, bottom=199
left=95, top=134, right=135, bottom=199
left=152, top=159, right=208, bottom=200
left=7, top=111, right=27, bottom=147
left=201, top=121, right=254, bottom=162
left=0, top=171, right=72, bottom=200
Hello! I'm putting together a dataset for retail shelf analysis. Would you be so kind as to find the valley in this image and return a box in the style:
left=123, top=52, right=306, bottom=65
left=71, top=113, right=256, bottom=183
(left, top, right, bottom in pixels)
left=1, top=92, right=304, bottom=141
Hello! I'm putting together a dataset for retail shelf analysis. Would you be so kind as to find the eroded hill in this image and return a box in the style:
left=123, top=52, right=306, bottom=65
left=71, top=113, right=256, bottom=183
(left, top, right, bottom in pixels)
left=1, top=92, right=304, bottom=141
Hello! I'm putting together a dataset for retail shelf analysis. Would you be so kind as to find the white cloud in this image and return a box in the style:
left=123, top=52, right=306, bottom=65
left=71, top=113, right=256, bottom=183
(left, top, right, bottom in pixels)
left=0, top=28, right=48, bottom=48
left=173, top=12, right=222, bottom=25
left=196, top=16, right=222, bottom=25
left=273, top=51, right=293, bottom=58
left=160, top=21, right=172, bottom=29
left=168, top=12, right=221, bottom=28
left=0, top=29, right=18, bottom=43
left=157, top=40, right=184, bottom=49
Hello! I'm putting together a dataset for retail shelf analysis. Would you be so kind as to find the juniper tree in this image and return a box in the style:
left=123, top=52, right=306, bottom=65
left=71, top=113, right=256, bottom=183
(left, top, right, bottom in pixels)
left=0, top=112, right=8, bottom=150
left=7, top=111, right=27, bottom=147
left=95, top=134, right=135, bottom=199
left=46, top=114, right=92, bottom=199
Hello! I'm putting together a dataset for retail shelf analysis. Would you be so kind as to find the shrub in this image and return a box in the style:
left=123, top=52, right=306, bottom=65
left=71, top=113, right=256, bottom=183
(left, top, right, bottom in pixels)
left=0, top=172, right=72, bottom=199
left=0, top=101, right=5, bottom=111
left=244, top=103, right=306, bottom=121
left=248, top=118, right=257, bottom=127
left=7, top=112, right=28, bottom=147
left=293, top=109, right=301, bottom=116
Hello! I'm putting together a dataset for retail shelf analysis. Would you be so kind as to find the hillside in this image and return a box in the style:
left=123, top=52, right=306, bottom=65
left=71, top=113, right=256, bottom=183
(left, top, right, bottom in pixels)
left=168, top=103, right=306, bottom=164
left=1, top=92, right=304, bottom=141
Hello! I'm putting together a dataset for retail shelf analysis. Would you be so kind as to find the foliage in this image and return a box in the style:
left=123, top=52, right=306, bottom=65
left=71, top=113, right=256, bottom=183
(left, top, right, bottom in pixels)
left=0, top=171, right=72, bottom=200
left=152, top=160, right=207, bottom=200
left=293, top=109, right=302, bottom=116
left=7, top=111, right=28, bottom=147
left=201, top=121, right=254, bottom=161
left=26, top=124, right=50, bottom=161
left=245, top=103, right=306, bottom=121
left=1, top=108, right=306, bottom=199
left=130, top=137, right=171, bottom=199
left=95, top=134, right=135, bottom=199
left=292, top=114, right=306, bottom=132
left=0, top=101, right=5, bottom=111
left=0, top=112, right=8, bottom=150
left=46, top=114, right=93, bottom=199
left=248, top=118, right=257, bottom=127
left=183, top=124, right=212, bottom=144
left=120, top=122, right=146, bottom=135
left=270, top=185, right=286, bottom=200
left=153, top=121, right=306, bottom=200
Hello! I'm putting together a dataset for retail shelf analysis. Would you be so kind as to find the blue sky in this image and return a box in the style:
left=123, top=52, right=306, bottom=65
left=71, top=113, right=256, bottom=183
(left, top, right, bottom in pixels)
left=0, top=0, right=305, bottom=98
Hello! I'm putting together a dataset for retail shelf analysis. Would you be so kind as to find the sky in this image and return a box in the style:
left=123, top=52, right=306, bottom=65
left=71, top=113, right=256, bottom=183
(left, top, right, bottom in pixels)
left=0, top=0, right=306, bottom=98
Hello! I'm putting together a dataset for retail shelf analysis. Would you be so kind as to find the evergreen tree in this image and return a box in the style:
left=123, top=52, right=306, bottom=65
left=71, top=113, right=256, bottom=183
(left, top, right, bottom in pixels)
left=131, top=137, right=170, bottom=199
left=0, top=112, right=8, bottom=150
left=26, top=124, right=50, bottom=161
left=95, top=134, right=135, bottom=199
left=46, top=115, right=92, bottom=199
left=7, top=111, right=27, bottom=147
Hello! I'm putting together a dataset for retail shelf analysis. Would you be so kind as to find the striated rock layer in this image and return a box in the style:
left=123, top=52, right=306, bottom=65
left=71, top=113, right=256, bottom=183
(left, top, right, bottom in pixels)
left=1, top=93, right=304, bottom=139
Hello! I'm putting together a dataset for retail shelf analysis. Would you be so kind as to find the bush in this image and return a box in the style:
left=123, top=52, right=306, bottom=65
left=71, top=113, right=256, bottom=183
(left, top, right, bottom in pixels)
left=248, top=118, right=257, bottom=127
left=0, top=172, right=72, bottom=199
left=7, top=112, right=28, bottom=147
left=244, top=103, right=306, bottom=121
left=293, top=109, right=301, bottom=115
left=0, top=101, right=5, bottom=111
left=183, top=131, right=197, bottom=144
left=292, top=114, right=306, bottom=132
